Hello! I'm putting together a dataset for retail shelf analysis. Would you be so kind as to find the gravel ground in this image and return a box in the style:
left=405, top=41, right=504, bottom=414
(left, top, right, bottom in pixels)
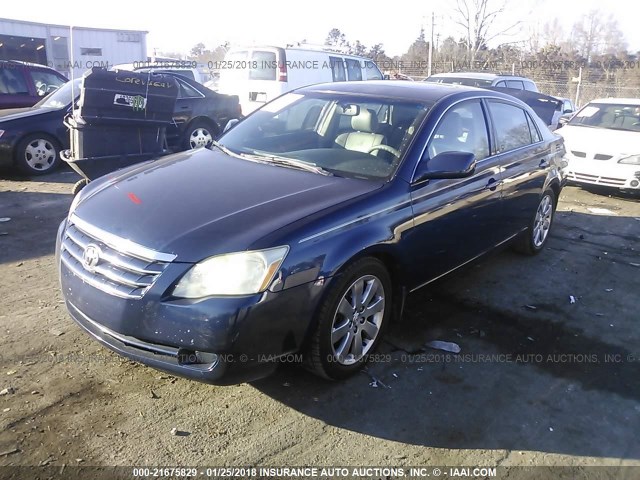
left=0, top=166, right=638, bottom=478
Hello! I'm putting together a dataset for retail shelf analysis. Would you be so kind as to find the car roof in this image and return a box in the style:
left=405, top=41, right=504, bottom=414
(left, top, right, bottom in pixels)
left=0, top=59, right=54, bottom=69
left=588, top=98, right=640, bottom=105
left=428, top=72, right=530, bottom=81
left=299, top=80, right=523, bottom=104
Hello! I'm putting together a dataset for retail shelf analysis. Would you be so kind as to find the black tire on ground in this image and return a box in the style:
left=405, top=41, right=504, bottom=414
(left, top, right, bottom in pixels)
left=15, top=134, right=61, bottom=176
left=513, top=188, right=556, bottom=256
left=306, top=257, right=392, bottom=380
left=182, top=121, right=216, bottom=150
left=72, top=178, right=89, bottom=196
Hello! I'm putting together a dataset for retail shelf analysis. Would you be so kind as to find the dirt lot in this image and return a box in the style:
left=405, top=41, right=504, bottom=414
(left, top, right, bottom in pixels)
left=0, top=166, right=639, bottom=477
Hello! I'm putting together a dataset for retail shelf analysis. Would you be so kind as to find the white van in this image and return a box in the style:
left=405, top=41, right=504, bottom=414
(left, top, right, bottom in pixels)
left=217, top=46, right=384, bottom=114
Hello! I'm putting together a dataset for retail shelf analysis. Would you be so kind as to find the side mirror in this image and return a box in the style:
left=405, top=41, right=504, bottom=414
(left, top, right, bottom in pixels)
left=413, top=151, right=476, bottom=183
left=563, top=108, right=573, bottom=114
left=224, top=118, right=239, bottom=132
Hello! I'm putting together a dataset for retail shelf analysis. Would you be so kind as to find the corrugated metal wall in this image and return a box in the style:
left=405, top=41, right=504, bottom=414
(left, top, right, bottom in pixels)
left=0, top=18, right=147, bottom=78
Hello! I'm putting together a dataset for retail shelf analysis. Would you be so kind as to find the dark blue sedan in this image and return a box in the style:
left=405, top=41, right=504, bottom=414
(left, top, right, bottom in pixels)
left=57, top=81, right=566, bottom=384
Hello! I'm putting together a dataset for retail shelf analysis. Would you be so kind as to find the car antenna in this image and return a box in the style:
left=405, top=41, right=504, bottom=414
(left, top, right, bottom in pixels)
left=69, top=25, right=75, bottom=112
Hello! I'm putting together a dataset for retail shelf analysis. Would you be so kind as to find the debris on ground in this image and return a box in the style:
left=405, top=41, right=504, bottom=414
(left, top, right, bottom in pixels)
left=569, top=296, right=577, bottom=304
left=149, top=389, right=159, bottom=399
left=605, top=288, right=613, bottom=292
left=170, top=427, right=178, bottom=435
left=425, top=340, right=461, bottom=354
left=524, top=305, right=538, bottom=311
left=527, top=337, right=535, bottom=342
left=0, top=387, right=15, bottom=395
left=6, top=370, right=16, bottom=375
left=361, top=370, right=390, bottom=389
left=587, top=207, right=616, bottom=215
left=49, top=328, right=64, bottom=337
left=0, top=217, right=11, bottom=222
left=0, top=448, right=19, bottom=457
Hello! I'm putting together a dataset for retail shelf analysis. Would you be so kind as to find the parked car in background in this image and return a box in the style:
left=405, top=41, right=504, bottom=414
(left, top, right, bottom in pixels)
left=0, top=60, right=68, bottom=110
left=218, top=46, right=384, bottom=114
left=58, top=81, right=565, bottom=384
left=0, top=74, right=240, bottom=175
left=556, top=97, right=575, bottom=114
left=0, top=78, right=80, bottom=174
left=112, top=63, right=213, bottom=85
left=489, top=87, right=563, bottom=130
left=160, top=73, right=241, bottom=149
left=556, top=98, right=640, bottom=191
left=425, top=72, right=538, bottom=92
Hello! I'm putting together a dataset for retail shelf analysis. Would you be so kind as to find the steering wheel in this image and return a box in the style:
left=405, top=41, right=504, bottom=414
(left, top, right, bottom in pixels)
left=368, top=144, right=400, bottom=158
left=37, top=83, right=48, bottom=97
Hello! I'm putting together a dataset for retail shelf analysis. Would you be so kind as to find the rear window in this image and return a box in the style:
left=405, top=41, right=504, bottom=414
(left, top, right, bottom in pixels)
left=426, top=76, right=493, bottom=88
left=506, top=80, right=525, bottom=89
left=250, top=51, right=277, bottom=81
left=365, top=61, right=382, bottom=80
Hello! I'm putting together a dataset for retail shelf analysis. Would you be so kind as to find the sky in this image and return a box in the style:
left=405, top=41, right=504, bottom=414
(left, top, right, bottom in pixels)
left=2, top=0, right=639, bottom=58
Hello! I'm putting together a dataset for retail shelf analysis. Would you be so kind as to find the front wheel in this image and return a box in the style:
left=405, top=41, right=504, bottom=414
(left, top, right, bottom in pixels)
left=513, top=189, right=556, bottom=255
left=15, top=134, right=61, bottom=176
left=306, top=258, right=392, bottom=380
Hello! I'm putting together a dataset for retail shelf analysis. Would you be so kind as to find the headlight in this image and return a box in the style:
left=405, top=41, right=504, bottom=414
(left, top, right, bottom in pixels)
left=68, top=188, right=84, bottom=216
left=172, top=246, right=289, bottom=297
left=618, top=155, right=640, bottom=165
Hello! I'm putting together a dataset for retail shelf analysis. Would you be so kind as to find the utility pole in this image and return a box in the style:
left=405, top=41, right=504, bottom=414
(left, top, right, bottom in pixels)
left=428, top=11, right=434, bottom=77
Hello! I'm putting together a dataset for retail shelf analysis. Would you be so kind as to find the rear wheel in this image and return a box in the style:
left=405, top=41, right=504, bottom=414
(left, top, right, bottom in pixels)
left=513, top=189, right=556, bottom=255
left=15, top=134, right=61, bottom=176
left=183, top=121, right=215, bottom=150
left=306, top=258, right=392, bottom=380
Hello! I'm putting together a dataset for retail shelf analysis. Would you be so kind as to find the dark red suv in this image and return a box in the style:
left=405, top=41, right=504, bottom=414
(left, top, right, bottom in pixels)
left=0, top=60, right=68, bottom=110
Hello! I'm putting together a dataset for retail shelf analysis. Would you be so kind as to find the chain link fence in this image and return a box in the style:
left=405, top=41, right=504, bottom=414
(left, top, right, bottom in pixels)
left=391, top=61, right=640, bottom=107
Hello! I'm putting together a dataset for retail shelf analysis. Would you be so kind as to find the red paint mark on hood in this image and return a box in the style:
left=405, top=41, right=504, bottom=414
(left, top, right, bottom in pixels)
left=127, top=192, right=142, bottom=204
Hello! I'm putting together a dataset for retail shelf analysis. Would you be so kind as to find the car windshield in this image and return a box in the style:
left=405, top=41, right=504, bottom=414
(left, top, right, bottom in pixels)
left=425, top=76, right=493, bottom=88
left=218, top=92, right=430, bottom=180
left=568, top=102, right=640, bottom=132
left=35, top=78, right=81, bottom=109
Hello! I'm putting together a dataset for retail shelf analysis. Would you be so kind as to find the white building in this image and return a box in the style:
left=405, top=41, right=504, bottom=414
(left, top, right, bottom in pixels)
left=0, top=17, right=147, bottom=78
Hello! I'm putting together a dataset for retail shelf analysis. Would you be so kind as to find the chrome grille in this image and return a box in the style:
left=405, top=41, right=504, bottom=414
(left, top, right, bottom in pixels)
left=60, top=215, right=176, bottom=299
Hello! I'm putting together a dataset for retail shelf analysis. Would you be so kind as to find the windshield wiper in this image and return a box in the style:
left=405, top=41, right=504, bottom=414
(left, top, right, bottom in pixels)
left=210, top=140, right=237, bottom=157
left=248, top=151, right=333, bottom=176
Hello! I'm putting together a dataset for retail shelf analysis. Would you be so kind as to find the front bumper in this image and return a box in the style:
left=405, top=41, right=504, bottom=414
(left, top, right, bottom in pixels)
left=565, top=157, right=640, bottom=189
left=56, top=220, right=326, bottom=384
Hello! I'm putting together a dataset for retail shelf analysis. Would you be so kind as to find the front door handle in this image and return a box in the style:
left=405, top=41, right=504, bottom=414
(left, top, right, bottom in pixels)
left=486, top=178, right=500, bottom=191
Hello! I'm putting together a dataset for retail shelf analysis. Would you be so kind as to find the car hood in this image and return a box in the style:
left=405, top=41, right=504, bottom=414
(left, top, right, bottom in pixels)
left=558, top=126, right=640, bottom=155
left=0, top=106, right=58, bottom=123
left=73, top=148, right=382, bottom=262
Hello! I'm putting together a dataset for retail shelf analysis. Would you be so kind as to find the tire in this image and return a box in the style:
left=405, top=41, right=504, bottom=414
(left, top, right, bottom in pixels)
left=306, top=257, right=392, bottom=380
left=513, top=189, right=556, bottom=255
left=182, top=121, right=215, bottom=150
left=72, top=178, right=89, bottom=196
left=15, top=134, right=61, bottom=176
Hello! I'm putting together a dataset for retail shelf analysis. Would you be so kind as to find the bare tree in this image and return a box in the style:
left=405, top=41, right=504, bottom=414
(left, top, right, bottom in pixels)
left=572, top=10, right=627, bottom=61
left=450, top=0, right=525, bottom=62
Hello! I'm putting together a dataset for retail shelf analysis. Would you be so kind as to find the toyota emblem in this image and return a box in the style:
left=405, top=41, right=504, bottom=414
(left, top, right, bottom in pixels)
left=82, top=244, right=101, bottom=272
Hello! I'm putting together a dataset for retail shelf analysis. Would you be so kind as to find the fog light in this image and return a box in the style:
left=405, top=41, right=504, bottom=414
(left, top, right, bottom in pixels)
left=631, top=180, right=639, bottom=187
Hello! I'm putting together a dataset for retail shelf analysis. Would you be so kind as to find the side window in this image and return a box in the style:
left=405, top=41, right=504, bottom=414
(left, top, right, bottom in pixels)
left=345, top=59, right=362, bottom=81
left=249, top=51, right=277, bottom=81
left=427, top=100, right=490, bottom=161
left=523, top=81, right=537, bottom=92
left=526, top=113, right=542, bottom=143
left=495, top=80, right=507, bottom=88
left=176, top=79, right=203, bottom=99
left=488, top=101, right=533, bottom=152
left=29, top=70, right=66, bottom=96
left=329, top=57, right=346, bottom=82
left=365, top=61, right=382, bottom=80
left=0, top=68, right=29, bottom=94
left=506, top=80, right=525, bottom=90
